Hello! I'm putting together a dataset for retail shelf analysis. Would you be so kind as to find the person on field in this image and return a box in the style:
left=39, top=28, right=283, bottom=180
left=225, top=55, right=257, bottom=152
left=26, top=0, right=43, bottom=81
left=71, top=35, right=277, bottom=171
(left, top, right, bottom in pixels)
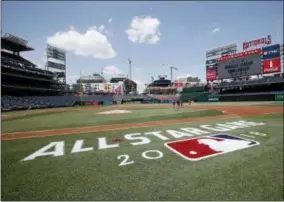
left=179, top=99, right=183, bottom=107
left=188, top=99, right=192, bottom=107
left=176, top=99, right=180, bottom=107
left=172, top=97, right=176, bottom=108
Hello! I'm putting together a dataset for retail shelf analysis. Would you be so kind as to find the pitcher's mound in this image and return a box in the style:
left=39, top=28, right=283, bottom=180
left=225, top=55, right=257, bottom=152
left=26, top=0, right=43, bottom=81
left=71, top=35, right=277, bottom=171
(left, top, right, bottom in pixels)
left=98, top=110, right=132, bottom=115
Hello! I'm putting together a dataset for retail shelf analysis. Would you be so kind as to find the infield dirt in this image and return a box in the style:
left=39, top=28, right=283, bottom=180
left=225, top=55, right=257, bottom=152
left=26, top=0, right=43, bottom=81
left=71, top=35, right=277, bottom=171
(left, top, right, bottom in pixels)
left=2, top=105, right=283, bottom=140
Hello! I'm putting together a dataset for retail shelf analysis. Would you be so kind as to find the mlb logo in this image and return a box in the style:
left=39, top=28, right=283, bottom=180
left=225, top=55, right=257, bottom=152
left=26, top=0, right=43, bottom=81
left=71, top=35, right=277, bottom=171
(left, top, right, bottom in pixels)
left=165, top=134, right=260, bottom=161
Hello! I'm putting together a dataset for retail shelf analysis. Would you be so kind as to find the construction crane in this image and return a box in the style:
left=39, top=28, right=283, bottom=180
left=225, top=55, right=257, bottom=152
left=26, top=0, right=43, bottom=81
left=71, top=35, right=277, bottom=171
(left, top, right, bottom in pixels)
left=162, top=64, right=178, bottom=81
left=169, top=66, right=178, bottom=81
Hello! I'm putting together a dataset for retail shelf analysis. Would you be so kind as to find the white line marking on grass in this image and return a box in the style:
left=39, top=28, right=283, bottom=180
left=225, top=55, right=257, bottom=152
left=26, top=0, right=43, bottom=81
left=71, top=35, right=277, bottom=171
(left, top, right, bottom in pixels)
left=240, top=134, right=255, bottom=139
left=142, top=150, right=164, bottom=160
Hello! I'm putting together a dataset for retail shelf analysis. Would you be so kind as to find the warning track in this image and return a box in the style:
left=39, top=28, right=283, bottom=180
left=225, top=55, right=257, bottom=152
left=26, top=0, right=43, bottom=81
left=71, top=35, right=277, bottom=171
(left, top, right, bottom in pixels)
left=2, top=105, right=283, bottom=140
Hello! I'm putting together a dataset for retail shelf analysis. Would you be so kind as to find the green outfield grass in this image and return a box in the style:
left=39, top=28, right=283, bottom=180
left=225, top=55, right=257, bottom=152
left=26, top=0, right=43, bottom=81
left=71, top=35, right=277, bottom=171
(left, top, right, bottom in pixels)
left=1, top=107, right=283, bottom=200
left=2, top=108, right=222, bottom=133
left=195, top=101, right=283, bottom=106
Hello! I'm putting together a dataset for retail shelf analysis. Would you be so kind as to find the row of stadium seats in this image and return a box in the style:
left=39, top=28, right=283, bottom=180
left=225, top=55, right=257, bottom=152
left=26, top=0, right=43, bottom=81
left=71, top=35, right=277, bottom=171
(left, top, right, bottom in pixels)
left=2, top=51, right=54, bottom=76
left=1, top=96, right=80, bottom=110
left=147, top=94, right=174, bottom=101
left=113, top=94, right=148, bottom=101
left=217, top=76, right=283, bottom=88
left=211, top=91, right=284, bottom=97
left=1, top=94, right=152, bottom=111
left=81, top=95, right=114, bottom=102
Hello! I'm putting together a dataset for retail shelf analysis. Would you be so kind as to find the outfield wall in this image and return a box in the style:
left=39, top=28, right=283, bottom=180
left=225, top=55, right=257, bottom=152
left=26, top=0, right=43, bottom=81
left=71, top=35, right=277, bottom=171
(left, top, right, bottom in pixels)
left=204, top=92, right=284, bottom=102
left=180, top=87, right=206, bottom=102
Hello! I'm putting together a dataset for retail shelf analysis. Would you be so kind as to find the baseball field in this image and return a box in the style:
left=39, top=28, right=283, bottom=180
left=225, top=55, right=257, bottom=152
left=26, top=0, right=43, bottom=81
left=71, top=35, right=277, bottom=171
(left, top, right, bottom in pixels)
left=1, top=101, right=283, bottom=200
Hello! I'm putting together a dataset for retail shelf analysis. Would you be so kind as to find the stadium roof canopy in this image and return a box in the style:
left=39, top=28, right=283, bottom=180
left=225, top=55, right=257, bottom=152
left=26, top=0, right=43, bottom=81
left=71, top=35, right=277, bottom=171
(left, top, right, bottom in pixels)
left=110, top=77, right=126, bottom=83
left=1, top=33, right=34, bottom=52
left=148, top=79, right=172, bottom=87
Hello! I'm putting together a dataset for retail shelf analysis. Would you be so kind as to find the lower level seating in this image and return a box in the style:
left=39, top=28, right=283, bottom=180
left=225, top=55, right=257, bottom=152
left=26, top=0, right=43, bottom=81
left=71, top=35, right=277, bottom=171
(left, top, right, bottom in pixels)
left=1, top=96, right=80, bottom=110
left=1, top=94, right=151, bottom=111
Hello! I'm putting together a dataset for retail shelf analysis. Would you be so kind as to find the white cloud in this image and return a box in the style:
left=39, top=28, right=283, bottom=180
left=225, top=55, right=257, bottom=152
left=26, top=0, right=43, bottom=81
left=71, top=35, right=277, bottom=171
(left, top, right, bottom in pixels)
left=212, top=28, right=220, bottom=33
left=47, top=26, right=116, bottom=59
left=102, top=65, right=121, bottom=75
left=88, top=25, right=108, bottom=35
left=98, top=25, right=105, bottom=32
left=108, top=18, right=113, bottom=23
left=125, top=16, right=161, bottom=44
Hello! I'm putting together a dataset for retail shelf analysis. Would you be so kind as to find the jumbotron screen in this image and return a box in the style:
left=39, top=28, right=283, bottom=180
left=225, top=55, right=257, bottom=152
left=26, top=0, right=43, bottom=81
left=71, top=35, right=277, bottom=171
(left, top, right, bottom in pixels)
left=216, top=49, right=262, bottom=79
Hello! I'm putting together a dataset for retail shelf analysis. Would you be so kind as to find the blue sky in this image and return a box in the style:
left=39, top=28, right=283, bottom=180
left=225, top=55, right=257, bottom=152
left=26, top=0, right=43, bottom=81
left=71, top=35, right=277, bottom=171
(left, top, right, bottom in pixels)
left=2, top=1, right=283, bottom=92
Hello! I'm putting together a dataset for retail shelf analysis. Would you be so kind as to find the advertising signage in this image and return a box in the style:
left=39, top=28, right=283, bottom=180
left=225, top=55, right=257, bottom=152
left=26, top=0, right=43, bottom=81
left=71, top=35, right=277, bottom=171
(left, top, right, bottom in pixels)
left=262, top=58, right=281, bottom=74
left=206, top=43, right=237, bottom=58
left=217, top=54, right=262, bottom=79
left=206, top=59, right=217, bottom=65
left=217, top=49, right=261, bottom=62
left=262, top=44, right=281, bottom=60
left=47, top=45, right=66, bottom=61
left=206, top=59, right=217, bottom=69
left=206, top=69, right=217, bottom=81
left=243, top=35, right=271, bottom=51
left=47, top=61, right=66, bottom=70
left=275, top=94, right=284, bottom=101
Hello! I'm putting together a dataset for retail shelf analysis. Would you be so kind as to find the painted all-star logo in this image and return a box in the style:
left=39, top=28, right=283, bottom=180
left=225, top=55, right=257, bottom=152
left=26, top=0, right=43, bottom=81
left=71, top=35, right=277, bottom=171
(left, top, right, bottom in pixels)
left=21, top=120, right=265, bottom=162
left=165, top=134, right=259, bottom=161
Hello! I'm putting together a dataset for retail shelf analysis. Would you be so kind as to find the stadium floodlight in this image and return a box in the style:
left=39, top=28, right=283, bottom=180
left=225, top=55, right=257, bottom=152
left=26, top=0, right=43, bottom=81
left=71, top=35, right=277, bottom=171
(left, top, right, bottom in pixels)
left=4, top=33, right=28, bottom=46
left=128, top=58, right=132, bottom=80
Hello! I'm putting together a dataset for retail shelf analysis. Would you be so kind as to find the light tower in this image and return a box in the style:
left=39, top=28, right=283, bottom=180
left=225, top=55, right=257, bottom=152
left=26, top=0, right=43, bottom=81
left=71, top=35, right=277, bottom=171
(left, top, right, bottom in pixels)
left=128, top=58, right=132, bottom=80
